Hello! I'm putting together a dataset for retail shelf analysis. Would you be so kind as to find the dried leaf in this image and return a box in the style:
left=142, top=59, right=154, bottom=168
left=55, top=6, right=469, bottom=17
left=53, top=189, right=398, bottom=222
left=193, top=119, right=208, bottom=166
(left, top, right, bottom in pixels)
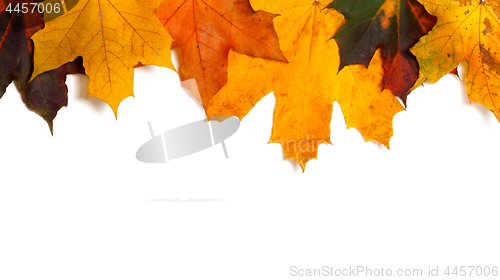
left=328, top=0, right=436, bottom=104
left=412, top=0, right=500, bottom=121
left=0, top=0, right=84, bottom=132
left=31, top=0, right=175, bottom=116
left=157, top=0, right=287, bottom=109
left=208, top=0, right=403, bottom=171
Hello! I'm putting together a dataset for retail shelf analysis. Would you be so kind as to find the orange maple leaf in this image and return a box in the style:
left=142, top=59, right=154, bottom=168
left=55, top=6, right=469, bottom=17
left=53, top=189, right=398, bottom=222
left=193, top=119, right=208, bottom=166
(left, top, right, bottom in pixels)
left=157, top=0, right=287, bottom=109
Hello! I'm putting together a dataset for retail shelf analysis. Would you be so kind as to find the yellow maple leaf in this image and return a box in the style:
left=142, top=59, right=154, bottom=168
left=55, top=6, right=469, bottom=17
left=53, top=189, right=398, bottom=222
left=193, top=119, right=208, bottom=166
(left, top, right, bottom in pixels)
left=41, top=0, right=80, bottom=23
left=31, top=0, right=175, bottom=116
left=207, top=0, right=404, bottom=171
left=412, top=0, right=500, bottom=120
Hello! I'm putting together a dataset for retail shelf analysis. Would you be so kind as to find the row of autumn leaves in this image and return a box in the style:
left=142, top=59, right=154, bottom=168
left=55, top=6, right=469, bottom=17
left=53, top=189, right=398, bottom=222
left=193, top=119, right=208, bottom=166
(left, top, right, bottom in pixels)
left=1, top=0, right=497, bottom=170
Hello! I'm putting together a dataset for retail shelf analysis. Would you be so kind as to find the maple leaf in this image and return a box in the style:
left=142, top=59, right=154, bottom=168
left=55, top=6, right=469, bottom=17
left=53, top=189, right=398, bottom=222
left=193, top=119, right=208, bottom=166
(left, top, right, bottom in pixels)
left=207, top=0, right=404, bottom=171
left=30, top=0, right=175, bottom=116
left=328, top=0, right=437, bottom=104
left=156, top=0, right=287, bottom=110
left=0, top=0, right=85, bottom=132
left=411, top=0, right=500, bottom=121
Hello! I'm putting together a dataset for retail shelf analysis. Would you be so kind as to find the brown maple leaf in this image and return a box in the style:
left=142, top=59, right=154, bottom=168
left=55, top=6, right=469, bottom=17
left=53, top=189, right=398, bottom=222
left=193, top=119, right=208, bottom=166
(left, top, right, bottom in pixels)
left=0, top=0, right=85, bottom=132
left=412, top=0, right=500, bottom=121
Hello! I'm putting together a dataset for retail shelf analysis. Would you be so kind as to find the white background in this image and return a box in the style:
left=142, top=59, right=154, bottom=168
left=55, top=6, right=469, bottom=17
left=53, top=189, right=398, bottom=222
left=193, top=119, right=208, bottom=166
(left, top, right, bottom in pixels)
left=0, top=52, right=499, bottom=279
